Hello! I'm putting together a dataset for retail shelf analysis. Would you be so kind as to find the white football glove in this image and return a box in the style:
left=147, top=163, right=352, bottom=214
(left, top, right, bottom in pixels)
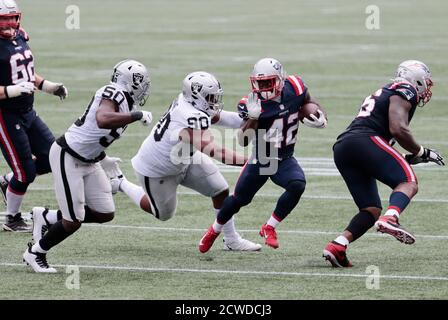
left=140, top=110, right=153, bottom=126
left=5, top=82, right=35, bottom=98
left=303, top=109, right=327, bottom=129
left=100, top=156, right=123, bottom=179
left=41, top=80, right=68, bottom=100
left=246, top=92, right=262, bottom=120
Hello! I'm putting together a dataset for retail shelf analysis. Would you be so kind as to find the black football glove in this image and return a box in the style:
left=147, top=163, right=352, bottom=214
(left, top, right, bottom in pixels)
left=404, top=147, right=445, bottom=166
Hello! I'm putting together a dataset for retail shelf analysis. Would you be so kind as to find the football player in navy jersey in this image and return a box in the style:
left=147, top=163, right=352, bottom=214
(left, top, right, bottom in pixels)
left=199, top=58, right=328, bottom=253
left=0, top=0, right=68, bottom=232
left=323, top=60, right=444, bottom=267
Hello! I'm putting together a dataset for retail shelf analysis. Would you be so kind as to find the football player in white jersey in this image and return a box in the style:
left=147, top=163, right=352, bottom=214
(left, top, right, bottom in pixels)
left=22, top=59, right=152, bottom=273
left=113, top=71, right=262, bottom=251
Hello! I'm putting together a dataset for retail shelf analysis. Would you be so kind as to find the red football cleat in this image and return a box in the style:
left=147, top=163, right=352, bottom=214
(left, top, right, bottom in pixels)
left=259, top=224, right=279, bottom=249
left=199, top=225, right=220, bottom=253
left=375, top=215, right=416, bottom=244
left=323, top=241, right=353, bottom=268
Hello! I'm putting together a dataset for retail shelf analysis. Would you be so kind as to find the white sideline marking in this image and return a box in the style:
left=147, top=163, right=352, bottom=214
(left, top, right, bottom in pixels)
left=1, top=262, right=447, bottom=282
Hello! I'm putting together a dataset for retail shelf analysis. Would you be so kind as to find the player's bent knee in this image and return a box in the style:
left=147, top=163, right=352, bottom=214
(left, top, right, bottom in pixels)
left=287, top=179, right=306, bottom=195
left=100, top=212, right=115, bottom=223
left=157, top=206, right=176, bottom=221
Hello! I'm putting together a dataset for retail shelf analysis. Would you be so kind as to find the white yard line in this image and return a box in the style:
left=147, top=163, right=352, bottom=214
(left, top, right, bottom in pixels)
left=1, top=262, right=447, bottom=282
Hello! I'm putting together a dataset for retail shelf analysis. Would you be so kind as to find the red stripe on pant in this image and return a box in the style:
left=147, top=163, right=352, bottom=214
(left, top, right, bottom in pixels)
left=370, top=136, right=416, bottom=183
left=0, top=111, right=26, bottom=182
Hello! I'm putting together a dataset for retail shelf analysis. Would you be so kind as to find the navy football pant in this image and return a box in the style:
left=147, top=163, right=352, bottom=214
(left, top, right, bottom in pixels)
left=217, top=157, right=306, bottom=224
left=333, top=135, right=417, bottom=210
left=0, top=109, right=54, bottom=193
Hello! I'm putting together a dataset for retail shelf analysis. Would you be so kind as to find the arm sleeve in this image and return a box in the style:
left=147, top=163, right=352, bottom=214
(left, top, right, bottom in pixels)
left=214, top=110, right=243, bottom=129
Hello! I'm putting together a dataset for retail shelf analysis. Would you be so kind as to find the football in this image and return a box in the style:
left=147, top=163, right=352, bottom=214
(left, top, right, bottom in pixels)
left=298, top=102, right=320, bottom=122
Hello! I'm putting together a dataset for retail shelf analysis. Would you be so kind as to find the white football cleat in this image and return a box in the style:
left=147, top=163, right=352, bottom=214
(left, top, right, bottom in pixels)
left=31, top=207, right=51, bottom=244
left=23, top=242, right=57, bottom=273
left=223, top=235, right=262, bottom=251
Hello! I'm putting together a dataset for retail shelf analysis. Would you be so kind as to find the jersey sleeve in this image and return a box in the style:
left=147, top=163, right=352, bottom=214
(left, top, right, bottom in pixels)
left=237, top=96, right=249, bottom=120
left=391, top=83, right=419, bottom=107
left=286, top=75, right=307, bottom=97
left=99, top=85, right=127, bottom=110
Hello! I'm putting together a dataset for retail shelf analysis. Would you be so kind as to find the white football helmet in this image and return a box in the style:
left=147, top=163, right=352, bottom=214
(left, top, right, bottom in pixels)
left=394, top=60, right=433, bottom=107
left=182, top=71, right=223, bottom=116
left=110, top=59, right=151, bottom=108
left=0, top=0, right=21, bottom=40
left=250, top=58, right=287, bottom=100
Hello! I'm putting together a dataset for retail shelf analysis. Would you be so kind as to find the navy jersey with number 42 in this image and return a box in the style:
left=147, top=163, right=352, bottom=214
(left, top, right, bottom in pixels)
left=238, top=75, right=308, bottom=160
left=0, top=29, right=35, bottom=111
left=338, top=82, right=419, bottom=142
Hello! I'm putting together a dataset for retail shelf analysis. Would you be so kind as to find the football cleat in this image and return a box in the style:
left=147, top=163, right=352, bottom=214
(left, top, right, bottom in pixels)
left=323, top=241, right=353, bottom=268
left=199, top=225, right=220, bottom=253
left=31, top=207, right=51, bottom=244
left=0, top=174, right=8, bottom=206
left=2, top=213, right=32, bottom=233
left=223, top=234, right=262, bottom=251
left=23, top=242, right=57, bottom=273
left=259, top=223, right=279, bottom=249
left=375, top=215, right=416, bottom=244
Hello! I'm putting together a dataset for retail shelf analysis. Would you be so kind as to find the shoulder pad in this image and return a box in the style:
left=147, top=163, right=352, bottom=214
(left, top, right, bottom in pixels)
left=388, top=82, right=418, bottom=103
left=18, top=28, right=29, bottom=41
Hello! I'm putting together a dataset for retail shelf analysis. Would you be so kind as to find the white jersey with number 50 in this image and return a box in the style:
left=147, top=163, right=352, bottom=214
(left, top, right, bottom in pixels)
left=132, top=93, right=211, bottom=177
left=65, top=84, right=132, bottom=160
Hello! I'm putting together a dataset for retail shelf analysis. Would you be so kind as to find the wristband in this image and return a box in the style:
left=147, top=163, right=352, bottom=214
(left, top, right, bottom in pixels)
left=38, top=80, right=45, bottom=90
left=416, top=146, right=424, bottom=157
left=4, top=86, right=10, bottom=99
left=130, top=111, right=143, bottom=121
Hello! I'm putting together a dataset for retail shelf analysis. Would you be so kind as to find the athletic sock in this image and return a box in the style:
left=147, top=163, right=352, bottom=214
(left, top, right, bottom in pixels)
left=120, top=178, right=146, bottom=208
left=36, top=220, right=74, bottom=252
left=385, top=191, right=411, bottom=217
left=44, top=209, right=62, bottom=225
left=334, top=235, right=349, bottom=246
left=267, top=213, right=281, bottom=228
left=6, top=187, right=24, bottom=216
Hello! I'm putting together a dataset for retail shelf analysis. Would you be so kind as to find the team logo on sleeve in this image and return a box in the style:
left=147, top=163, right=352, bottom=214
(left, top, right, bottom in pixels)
left=132, top=73, right=144, bottom=85
left=396, top=87, right=415, bottom=100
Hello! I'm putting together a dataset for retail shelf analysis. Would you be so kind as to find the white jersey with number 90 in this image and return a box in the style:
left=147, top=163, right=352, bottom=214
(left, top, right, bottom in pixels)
left=132, top=93, right=211, bottom=178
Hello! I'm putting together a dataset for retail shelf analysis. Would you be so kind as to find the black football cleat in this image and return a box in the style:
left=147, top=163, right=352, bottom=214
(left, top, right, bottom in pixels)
left=2, top=213, right=32, bottom=233
left=0, top=174, right=8, bottom=206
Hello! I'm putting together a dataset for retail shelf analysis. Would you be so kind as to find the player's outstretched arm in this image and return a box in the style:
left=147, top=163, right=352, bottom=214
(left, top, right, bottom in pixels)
left=389, top=95, right=444, bottom=166
left=237, top=119, right=258, bottom=147
left=96, top=99, right=152, bottom=129
left=35, top=74, right=68, bottom=100
left=180, top=128, right=247, bottom=166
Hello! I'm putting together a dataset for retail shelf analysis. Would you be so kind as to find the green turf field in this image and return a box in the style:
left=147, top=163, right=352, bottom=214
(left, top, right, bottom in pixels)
left=0, top=0, right=447, bottom=300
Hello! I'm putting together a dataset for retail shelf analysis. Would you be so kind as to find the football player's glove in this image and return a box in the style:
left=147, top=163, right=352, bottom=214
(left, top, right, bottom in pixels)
left=246, top=92, right=262, bottom=120
left=404, top=146, right=444, bottom=166
left=5, top=82, right=35, bottom=98
left=41, top=80, right=68, bottom=100
left=140, top=111, right=153, bottom=126
left=100, top=156, right=122, bottom=179
left=303, top=109, right=327, bottom=129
